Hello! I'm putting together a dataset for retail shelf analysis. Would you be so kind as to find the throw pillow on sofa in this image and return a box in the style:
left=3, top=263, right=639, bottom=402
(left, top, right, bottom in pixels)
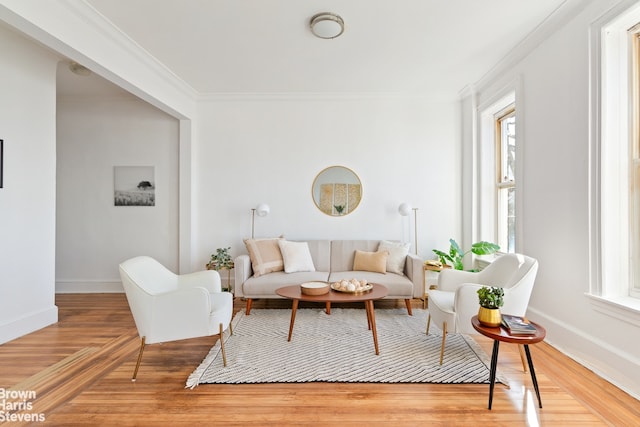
left=244, top=237, right=284, bottom=277
left=278, top=240, right=316, bottom=273
left=353, top=250, right=388, bottom=274
left=377, top=240, right=410, bottom=274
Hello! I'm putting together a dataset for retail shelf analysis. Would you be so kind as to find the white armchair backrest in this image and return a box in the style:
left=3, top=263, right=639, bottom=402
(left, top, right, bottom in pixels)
left=119, top=256, right=178, bottom=340
left=476, top=254, right=521, bottom=285
left=478, top=253, right=538, bottom=316
left=119, top=256, right=178, bottom=294
left=443, top=253, right=539, bottom=333
left=500, top=254, right=538, bottom=316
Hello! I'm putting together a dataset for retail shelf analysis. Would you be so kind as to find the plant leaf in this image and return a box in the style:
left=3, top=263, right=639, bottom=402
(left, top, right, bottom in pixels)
left=449, top=239, right=463, bottom=256
left=470, top=241, right=500, bottom=255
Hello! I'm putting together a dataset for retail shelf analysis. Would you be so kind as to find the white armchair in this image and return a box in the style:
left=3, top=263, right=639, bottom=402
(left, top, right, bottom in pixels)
left=119, top=256, right=234, bottom=381
left=427, top=253, right=538, bottom=365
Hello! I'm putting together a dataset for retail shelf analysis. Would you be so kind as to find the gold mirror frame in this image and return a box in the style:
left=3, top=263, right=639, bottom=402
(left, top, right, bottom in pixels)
left=311, top=166, right=362, bottom=216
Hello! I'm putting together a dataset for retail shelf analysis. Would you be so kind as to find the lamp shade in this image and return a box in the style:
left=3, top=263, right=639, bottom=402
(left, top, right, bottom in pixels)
left=255, top=203, right=270, bottom=217
left=310, top=13, right=344, bottom=39
left=398, top=203, right=412, bottom=216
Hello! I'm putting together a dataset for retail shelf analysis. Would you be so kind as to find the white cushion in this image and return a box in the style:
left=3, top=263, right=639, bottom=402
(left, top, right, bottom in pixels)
left=278, top=240, right=316, bottom=273
left=377, top=240, right=410, bottom=275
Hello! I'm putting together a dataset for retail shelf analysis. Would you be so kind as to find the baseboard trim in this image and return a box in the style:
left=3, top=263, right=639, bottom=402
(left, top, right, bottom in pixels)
left=527, top=306, right=640, bottom=400
left=56, top=280, right=124, bottom=293
left=0, top=305, right=58, bottom=345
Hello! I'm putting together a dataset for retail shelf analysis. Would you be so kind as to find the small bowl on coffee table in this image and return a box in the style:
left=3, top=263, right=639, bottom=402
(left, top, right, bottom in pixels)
left=300, top=281, right=330, bottom=296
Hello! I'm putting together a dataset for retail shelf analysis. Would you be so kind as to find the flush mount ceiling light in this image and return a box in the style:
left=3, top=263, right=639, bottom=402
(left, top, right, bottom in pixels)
left=310, top=12, right=344, bottom=39
left=68, top=61, right=91, bottom=76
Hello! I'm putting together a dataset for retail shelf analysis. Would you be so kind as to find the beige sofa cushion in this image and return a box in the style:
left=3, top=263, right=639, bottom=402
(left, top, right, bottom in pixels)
left=353, top=250, right=388, bottom=273
left=377, top=240, right=410, bottom=274
left=244, top=237, right=284, bottom=277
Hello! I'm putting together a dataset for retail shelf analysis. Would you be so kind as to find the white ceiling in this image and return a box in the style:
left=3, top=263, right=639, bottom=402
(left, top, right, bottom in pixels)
left=58, top=0, right=578, bottom=99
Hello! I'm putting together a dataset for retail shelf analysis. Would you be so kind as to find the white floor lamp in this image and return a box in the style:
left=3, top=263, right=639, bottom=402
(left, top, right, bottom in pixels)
left=398, top=202, right=418, bottom=255
left=251, top=203, right=270, bottom=239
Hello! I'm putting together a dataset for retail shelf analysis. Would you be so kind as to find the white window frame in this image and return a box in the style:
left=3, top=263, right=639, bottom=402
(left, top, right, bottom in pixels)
left=495, top=106, right=516, bottom=253
left=478, top=89, right=519, bottom=256
left=588, top=0, right=640, bottom=324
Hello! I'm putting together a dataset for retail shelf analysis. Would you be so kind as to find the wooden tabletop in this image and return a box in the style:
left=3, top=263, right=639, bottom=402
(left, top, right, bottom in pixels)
left=471, top=315, right=546, bottom=344
left=276, top=283, right=388, bottom=303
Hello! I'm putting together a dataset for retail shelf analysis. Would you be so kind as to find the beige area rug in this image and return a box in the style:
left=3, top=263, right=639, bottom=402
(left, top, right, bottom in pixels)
left=186, top=308, right=508, bottom=388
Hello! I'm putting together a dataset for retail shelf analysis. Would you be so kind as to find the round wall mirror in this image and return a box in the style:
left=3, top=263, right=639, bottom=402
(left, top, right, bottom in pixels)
left=312, top=166, right=362, bottom=216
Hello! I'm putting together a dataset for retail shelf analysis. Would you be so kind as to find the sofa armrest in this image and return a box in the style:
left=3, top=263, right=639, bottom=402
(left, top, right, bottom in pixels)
left=404, top=253, right=424, bottom=298
left=233, top=255, right=252, bottom=297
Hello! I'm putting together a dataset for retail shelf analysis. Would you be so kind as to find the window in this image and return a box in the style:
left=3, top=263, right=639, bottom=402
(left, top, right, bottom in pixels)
left=590, top=1, right=640, bottom=315
left=631, top=26, right=640, bottom=298
left=478, top=91, right=517, bottom=257
left=495, top=106, right=516, bottom=253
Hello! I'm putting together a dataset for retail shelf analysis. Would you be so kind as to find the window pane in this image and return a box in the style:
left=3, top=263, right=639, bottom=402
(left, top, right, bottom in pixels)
left=633, top=162, right=640, bottom=295
left=500, top=114, right=516, bottom=182
left=496, top=107, right=516, bottom=253
left=507, top=187, right=516, bottom=253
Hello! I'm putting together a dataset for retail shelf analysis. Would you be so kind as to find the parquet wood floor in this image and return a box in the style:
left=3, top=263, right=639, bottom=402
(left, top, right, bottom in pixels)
left=0, top=294, right=638, bottom=426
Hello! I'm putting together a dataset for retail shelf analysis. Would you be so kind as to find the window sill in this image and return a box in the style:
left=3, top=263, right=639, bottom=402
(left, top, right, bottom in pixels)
left=586, top=294, right=640, bottom=327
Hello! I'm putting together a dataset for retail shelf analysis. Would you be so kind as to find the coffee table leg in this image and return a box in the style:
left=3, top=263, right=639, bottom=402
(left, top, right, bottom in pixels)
left=365, top=300, right=380, bottom=355
left=364, top=300, right=372, bottom=330
left=287, top=299, right=299, bottom=342
left=488, top=340, right=500, bottom=409
left=524, top=344, right=542, bottom=408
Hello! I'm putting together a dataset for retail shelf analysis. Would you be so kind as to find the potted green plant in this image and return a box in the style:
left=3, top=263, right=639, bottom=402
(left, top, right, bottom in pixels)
left=206, top=247, right=233, bottom=271
left=334, top=204, right=345, bottom=215
left=432, top=239, right=500, bottom=270
left=476, top=286, right=504, bottom=327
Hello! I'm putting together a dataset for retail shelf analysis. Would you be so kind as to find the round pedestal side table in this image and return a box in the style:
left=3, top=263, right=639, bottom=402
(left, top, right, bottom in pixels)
left=471, top=315, right=546, bottom=410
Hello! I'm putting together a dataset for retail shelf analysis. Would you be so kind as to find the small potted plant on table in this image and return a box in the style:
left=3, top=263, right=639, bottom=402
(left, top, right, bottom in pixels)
left=476, top=286, right=504, bottom=327
left=206, top=247, right=233, bottom=270
left=206, top=247, right=234, bottom=291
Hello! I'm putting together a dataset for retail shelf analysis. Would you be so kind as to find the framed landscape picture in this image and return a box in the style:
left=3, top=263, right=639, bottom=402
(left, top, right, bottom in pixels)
left=114, top=166, right=155, bottom=206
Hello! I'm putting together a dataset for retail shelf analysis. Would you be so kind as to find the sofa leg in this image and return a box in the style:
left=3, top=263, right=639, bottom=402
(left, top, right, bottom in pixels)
left=245, top=298, right=253, bottom=315
left=404, top=299, right=413, bottom=315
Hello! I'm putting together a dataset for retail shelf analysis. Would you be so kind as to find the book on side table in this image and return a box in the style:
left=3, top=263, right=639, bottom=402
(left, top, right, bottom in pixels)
left=501, top=314, right=537, bottom=335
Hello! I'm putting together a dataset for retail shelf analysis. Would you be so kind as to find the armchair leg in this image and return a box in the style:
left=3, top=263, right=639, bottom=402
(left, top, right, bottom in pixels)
left=439, top=322, right=447, bottom=365
left=245, top=298, right=253, bottom=315
left=404, top=299, right=413, bottom=316
left=219, top=323, right=227, bottom=367
left=426, top=314, right=431, bottom=335
left=132, top=336, right=146, bottom=382
left=518, top=344, right=528, bottom=372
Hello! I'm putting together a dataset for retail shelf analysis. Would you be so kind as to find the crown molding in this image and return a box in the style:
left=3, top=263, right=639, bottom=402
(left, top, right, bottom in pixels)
left=473, top=0, right=597, bottom=93
left=0, top=0, right=198, bottom=118
left=196, top=91, right=452, bottom=103
left=65, top=1, right=197, bottom=95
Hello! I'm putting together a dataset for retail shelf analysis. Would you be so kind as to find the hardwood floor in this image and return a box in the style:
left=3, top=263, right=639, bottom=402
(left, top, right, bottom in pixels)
left=0, top=294, right=638, bottom=426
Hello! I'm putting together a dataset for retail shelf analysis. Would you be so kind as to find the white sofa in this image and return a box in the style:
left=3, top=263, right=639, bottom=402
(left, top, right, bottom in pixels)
left=234, top=239, right=423, bottom=315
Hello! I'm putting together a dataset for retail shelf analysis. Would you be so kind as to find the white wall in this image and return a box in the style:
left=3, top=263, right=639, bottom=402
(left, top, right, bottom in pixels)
left=193, top=96, right=460, bottom=269
left=56, top=93, right=180, bottom=292
left=470, top=0, right=640, bottom=398
left=0, top=23, right=59, bottom=343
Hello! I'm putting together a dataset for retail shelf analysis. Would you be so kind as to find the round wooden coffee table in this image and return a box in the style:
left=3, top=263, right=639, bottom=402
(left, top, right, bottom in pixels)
left=276, top=283, right=388, bottom=355
left=471, top=315, right=546, bottom=410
